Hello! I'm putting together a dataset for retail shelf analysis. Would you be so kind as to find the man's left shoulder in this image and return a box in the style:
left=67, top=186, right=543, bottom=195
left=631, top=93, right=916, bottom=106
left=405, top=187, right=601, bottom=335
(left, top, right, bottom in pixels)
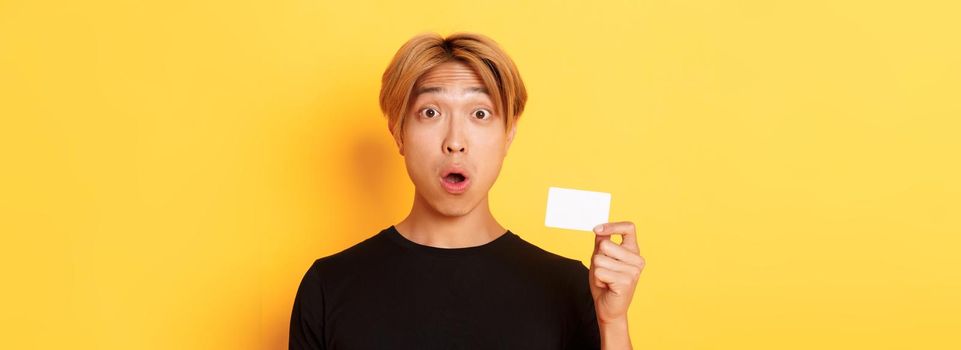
left=506, top=233, right=588, bottom=273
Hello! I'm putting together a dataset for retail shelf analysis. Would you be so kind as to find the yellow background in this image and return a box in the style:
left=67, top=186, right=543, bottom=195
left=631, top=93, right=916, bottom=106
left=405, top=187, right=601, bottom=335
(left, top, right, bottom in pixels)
left=2, top=0, right=959, bottom=348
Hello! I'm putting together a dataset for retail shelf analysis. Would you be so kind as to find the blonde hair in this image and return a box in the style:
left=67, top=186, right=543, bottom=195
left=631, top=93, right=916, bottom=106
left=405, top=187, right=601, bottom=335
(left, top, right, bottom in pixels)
left=379, top=32, right=527, bottom=140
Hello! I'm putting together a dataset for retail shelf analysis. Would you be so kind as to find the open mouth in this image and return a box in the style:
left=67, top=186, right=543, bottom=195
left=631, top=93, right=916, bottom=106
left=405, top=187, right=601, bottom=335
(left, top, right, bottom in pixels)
left=440, top=169, right=470, bottom=194
left=443, top=172, right=467, bottom=184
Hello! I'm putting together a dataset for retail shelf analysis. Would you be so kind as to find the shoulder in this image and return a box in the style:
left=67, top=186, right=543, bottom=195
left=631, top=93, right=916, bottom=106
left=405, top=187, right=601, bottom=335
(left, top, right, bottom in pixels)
left=506, top=232, right=589, bottom=277
left=301, top=227, right=397, bottom=283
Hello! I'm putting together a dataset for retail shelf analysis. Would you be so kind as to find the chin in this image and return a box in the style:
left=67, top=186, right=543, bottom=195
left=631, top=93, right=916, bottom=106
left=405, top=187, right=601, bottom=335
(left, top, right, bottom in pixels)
left=431, top=200, right=475, bottom=217
left=425, top=194, right=481, bottom=217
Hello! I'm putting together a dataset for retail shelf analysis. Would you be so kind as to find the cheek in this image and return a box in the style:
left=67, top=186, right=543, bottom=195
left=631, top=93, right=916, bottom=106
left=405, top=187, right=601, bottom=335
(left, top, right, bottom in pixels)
left=402, top=135, right=438, bottom=179
left=477, top=131, right=508, bottom=155
left=474, top=138, right=509, bottom=179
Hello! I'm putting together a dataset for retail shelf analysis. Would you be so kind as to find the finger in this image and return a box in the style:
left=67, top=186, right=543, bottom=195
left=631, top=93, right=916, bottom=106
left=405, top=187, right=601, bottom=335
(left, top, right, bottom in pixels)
left=590, top=268, right=606, bottom=289
left=593, top=232, right=611, bottom=254
left=597, top=239, right=645, bottom=268
left=592, top=253, right=642, bottom=276
left=593, top=221, right=639, bottom=253
left=592, top=267, right=634, bottom=295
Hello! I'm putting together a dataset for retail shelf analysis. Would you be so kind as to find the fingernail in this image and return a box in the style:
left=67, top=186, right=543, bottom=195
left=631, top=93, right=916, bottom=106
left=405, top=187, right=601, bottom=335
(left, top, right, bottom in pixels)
left=593, top=224, right=604, bottom=233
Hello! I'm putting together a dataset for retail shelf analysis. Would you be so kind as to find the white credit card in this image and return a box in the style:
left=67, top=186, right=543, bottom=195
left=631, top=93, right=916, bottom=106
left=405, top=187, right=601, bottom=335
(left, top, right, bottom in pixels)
left=545, top=187, right=611, bottom=232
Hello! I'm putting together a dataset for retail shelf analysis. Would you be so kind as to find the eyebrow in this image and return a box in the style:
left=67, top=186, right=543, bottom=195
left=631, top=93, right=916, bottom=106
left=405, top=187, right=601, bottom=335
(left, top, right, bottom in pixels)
left=414, top=86, right=489, bottom=96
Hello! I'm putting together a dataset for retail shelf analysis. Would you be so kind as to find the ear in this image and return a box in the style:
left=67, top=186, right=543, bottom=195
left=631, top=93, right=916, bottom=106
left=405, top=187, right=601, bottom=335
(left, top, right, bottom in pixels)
left=505, top=123, right=517, bottom=152
left=394, top=132, right=405, bottom=156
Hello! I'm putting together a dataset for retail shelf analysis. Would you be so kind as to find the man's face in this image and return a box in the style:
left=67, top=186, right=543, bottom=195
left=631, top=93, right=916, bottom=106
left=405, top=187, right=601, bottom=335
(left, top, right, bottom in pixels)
left=397, top=60, right=516, bottom=217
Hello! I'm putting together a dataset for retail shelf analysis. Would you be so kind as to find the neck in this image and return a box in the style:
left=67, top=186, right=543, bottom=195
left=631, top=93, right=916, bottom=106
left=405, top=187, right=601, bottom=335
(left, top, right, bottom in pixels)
left=394, top=192, right=507, bottom=248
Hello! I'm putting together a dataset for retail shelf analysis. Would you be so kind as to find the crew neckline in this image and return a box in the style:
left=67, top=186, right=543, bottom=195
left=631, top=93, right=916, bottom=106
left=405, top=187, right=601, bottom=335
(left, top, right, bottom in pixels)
left=383, top=225, right=515, bottom=256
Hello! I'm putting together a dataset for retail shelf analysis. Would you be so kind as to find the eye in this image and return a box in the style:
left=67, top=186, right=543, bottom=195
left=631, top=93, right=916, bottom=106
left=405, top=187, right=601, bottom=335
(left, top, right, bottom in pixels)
left=420, top=107, right=440, bottom=119
left=473, top=108, right=492, bottom=120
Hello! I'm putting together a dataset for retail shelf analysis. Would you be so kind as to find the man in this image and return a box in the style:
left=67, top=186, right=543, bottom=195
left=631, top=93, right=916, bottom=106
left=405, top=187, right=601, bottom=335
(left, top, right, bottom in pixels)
left=290, top=32, right=645, bottom=349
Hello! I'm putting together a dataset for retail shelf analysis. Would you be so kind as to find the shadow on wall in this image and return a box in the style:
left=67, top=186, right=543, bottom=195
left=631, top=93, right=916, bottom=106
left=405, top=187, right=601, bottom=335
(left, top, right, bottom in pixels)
left=310, top=86, right=412, bottom=248
left=338, top=114, right=412, bottom=242
left=263, top=91, right=412, bottom=349
left=347, top=126, right=410, bottom=226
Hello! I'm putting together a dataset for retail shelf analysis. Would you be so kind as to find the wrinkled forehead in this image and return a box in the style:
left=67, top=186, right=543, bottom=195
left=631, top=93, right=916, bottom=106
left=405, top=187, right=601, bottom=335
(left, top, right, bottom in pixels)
left=413, top=61, right=489, bottom=97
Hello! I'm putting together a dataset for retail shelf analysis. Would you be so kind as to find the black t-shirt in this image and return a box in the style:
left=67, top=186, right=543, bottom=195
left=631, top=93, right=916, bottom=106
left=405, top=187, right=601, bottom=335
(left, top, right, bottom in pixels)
left=289, top=225, right=601, bottom=349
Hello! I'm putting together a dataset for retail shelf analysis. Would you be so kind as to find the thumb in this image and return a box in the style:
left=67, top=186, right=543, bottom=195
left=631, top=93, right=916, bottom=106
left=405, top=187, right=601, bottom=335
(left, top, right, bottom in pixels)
left=593, top=234, right=610, bottom=254
left=591, top=235, right=611, bottom=290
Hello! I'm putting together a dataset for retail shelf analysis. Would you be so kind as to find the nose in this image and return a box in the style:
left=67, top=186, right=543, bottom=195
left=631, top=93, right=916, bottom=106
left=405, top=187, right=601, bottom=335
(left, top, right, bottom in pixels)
left=443, top=116, right=467, bottom=154
left=445, top=140, right=466, bottom=154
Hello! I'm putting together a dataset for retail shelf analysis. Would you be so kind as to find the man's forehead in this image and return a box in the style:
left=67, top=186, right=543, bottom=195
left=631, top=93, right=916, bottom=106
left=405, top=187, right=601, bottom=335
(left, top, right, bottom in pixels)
left=414, top=62, right=489, bottom=96
left=414, top=85, right=488, bottom=96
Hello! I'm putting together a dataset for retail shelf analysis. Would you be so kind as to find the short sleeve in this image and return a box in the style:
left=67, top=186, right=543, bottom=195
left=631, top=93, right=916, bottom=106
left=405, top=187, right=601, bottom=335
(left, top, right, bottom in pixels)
left=568, top=261, right=601, bottom=349
left=289, top=260, right=326, bottom=350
